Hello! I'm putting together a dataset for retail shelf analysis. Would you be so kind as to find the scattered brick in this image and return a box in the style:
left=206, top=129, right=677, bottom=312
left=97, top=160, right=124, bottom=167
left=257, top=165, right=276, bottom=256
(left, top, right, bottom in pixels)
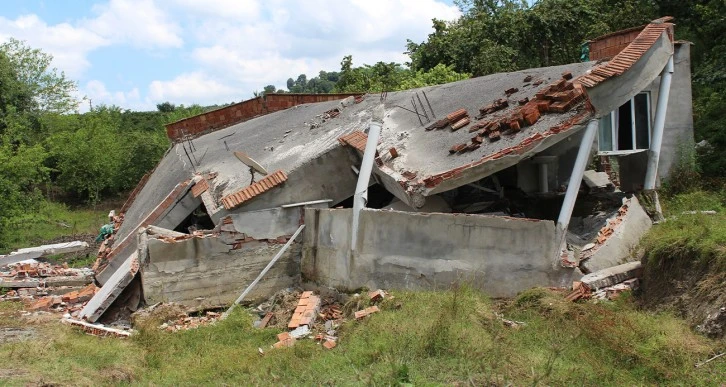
left=523, top=75, right=533, bottom=82
left=509, top=120, right=521, bottom=132
left=449, top=143, right=468, bottom=154
left=518, top=97, right=529, bottom=105
left=523, top=109, right=541, bottom=126
left=504, top=87, right=519, bottom=96
left=446, top=108, right=468, bottom=123
left=562, top=71, right=573, bottom=80
left=368, top=290, right=386, bottom=302
left=471, top=135, right=483, bottom=144
left=425, top=118, right=449, bottom=131
left=323, top=339, right=337, bottom=349
left=533, top=79, right=544, bottom=86
left=389, top=147, right=399, bottom=159
left=451, top=117, right=471, bottom=131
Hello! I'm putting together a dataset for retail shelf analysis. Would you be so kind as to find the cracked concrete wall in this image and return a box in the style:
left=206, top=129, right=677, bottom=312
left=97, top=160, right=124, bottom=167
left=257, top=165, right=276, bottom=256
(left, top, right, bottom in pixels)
left=142, top=236, right=300, bottom=311
left=579, top=196, right=652, bottom=273
left=302, top=208, right=577, bottom=297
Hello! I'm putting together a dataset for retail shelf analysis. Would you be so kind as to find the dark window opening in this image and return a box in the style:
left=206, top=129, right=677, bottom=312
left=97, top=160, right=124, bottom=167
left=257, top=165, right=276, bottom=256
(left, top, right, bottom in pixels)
left=598, top=92, right=651, bottom=152
left=173, top=203, right=215, bottom=234
left=332, top=183, right=395, bottom=209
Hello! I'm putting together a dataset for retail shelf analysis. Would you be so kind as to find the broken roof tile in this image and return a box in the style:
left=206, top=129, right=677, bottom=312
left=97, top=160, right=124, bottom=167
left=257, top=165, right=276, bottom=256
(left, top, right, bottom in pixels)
left=191, top=179, right=209, bottom=198
left=221, top=170, right=288, bottom=210
left=338, top=131, right=369, bottom=152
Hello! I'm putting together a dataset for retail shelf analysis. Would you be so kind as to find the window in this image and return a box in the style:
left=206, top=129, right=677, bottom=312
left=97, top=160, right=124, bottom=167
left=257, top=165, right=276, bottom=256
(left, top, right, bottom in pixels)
left=598, top=92, right=651, bottom=153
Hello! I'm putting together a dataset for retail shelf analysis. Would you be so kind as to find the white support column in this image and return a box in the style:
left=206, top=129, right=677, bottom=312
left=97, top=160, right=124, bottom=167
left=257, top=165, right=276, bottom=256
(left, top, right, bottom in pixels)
left=557, top=119, right=599, bottom=232
left=351, top=105, right=385, bottom=250
left=644, top=55, right=674, bottom=190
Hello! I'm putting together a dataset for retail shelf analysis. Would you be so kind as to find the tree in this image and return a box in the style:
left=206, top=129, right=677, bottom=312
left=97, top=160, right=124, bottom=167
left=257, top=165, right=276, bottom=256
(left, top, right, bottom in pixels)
left=156, top=102, right=176, bottom=113
left=0, top=38, right=79, bottom=114
left=263, top=85, right=277, bottom=95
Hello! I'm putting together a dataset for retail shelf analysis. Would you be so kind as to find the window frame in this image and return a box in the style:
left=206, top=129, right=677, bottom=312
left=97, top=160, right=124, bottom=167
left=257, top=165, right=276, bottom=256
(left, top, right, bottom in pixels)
left=597, top=91, right=652, bottom=155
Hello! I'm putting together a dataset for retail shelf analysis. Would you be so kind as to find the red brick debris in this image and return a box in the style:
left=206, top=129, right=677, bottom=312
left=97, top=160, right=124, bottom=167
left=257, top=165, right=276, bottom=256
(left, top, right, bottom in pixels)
left=578, top=17, right=674, bottom=88
left=288, top=290, right=321, bottom=329
left=338, top=130, right=369, bottom=152
left=221, top=170, right=288, bottom=210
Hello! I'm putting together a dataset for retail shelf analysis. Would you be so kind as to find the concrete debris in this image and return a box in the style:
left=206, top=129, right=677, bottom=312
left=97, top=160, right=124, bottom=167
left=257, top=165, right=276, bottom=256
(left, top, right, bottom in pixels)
left=582, top=170, right=614, bottom=191
left=592, top=278, right=639, bottom=300
left=61, top=317, right=132, bottom=338
left=0, top=241, right=89, bottom=267
left=580, top=261, right=643, bottom=292
left=696, top=307, right=726, bottom=338
left=158, top=310, right=222, bottom=333
left=79, top=254, right=140, bottom=322
left=495, top=312, right=526, bottom=329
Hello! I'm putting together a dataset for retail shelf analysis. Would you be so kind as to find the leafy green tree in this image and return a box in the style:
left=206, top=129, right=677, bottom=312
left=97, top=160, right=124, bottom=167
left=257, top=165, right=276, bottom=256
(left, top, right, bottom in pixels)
left=0, top=38, right=79, bottom=114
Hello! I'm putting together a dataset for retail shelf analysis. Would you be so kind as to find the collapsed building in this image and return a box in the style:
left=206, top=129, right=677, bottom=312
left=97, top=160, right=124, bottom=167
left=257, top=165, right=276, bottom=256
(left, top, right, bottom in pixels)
left=79, top=18, right=693, bottom=323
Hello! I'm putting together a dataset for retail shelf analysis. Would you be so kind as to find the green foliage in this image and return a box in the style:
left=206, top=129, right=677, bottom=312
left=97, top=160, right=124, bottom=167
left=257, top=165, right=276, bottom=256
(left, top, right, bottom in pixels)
left=407, top=0, right=655, bottom=76
left=661, top=137, right=702, bottom=196
left=642, top=190, right=726, bottom=271
left=0, top=38, right=79, bottom=114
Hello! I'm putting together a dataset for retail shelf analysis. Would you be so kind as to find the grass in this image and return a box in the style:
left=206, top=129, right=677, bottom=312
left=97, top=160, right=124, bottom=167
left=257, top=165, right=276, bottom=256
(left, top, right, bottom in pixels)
left=0, top=286, right=722, bottom=385
left=0, top=201, right=108, bottom=254
left=641, top=190, right=726, bottom=271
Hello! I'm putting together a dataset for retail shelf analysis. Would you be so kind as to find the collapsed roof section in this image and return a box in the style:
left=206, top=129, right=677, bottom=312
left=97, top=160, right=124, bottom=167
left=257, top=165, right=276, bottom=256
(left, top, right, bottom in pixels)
left=87, top=17, right=676, bottom=320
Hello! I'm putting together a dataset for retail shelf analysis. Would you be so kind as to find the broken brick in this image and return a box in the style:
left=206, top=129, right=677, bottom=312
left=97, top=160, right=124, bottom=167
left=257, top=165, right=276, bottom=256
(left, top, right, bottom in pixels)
left=368, top=289, right=386, bottom=302
left=425, top=118, right=449, bottom=131
left=535, top=100, right=550, bottom=113
left=518, top=97, right=529, bottom=105
left=523, top=75, right=533, bottom=83
left=509, top=121, right=521, bottom=131
left=533, top=79, right=543, bottom=86
left=471, top=135, right=483, bottom=144
left=446, top=108, right=468, bottom=123
left=277, top=332, right=292, bottom=342
left=523, top=109, right=541, bottom=126
left=562, top=71, right=573, bottom=80
left=504, top=87, right=519, bottom=96
left=323, top=339, right=337, bottom=349
left=401, top=171, right=417, bottom=180
left=449, top=143, right=468, bottom=154
left=451, top=117, right=470, bottom=131
left=389, top=147, right=399, bottom=159
left=29, top=297, right=53, bottom=311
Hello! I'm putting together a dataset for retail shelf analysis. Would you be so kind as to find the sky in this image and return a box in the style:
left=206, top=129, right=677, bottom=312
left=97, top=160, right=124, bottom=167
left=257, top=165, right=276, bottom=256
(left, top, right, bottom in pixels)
left=0, top=0, right=461, bottom=112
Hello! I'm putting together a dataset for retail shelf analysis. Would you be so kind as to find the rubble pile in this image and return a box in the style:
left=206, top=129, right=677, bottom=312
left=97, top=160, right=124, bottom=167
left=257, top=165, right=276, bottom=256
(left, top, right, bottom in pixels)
left=0, top=262, right=97, bottom=315
left=256, top=288, right=389, bottom=351
left=159, top=311, right=222, bottom=332
left=565, top=262, right=642, bottom=302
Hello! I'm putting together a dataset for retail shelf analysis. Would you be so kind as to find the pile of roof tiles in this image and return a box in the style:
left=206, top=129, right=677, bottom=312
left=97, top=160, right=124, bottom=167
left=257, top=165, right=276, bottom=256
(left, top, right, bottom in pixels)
left=449, top=71, right=586, bottom=155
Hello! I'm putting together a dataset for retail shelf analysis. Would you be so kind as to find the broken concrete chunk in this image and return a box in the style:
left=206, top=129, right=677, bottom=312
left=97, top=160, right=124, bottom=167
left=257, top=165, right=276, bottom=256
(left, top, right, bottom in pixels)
left=581, top=261, right=643, bottom=291
left=582, top=170, right=613, bottom=190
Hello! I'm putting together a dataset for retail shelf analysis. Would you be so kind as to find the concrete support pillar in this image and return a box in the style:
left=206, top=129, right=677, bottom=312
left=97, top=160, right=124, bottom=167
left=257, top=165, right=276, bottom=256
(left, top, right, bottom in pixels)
left=538, top=164, right=548, bottom=193
left=532, top=156, right=557, bottom=194
left=352, top=105, right=385, bottom=250
left=644, top=55, right=674, bottom=190
left=557, top=119, right=599, bottom=232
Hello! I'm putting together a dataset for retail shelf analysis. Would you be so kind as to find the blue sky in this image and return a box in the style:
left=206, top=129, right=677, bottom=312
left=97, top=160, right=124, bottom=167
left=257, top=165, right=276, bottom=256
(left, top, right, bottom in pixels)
left=0, top=0, right=461, bottom=111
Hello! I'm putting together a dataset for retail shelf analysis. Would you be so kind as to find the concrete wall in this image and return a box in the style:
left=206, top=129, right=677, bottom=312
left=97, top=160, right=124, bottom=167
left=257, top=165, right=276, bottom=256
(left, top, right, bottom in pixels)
left=302, top=208, right=577, bottom=297
left=142, top=236, right=300, bottom=311
left=165, top=93, right=361, bottom=141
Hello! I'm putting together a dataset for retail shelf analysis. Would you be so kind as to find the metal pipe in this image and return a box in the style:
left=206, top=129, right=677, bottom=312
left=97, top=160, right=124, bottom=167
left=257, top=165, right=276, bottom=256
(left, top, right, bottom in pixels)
left=352, top=105, right=385, bottom=250
left=644, top=55, right=674, bottom=190
left=557, top=119, right=599, bottom=230
left=222, top=224, right=305, bottom=319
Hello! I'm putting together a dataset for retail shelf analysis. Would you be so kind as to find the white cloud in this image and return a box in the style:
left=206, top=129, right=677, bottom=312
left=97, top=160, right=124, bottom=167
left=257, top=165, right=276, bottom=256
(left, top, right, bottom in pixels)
left=85, top=0, right=183, bottom=49
left=80, top=79, right=143, bottom=110
left=0, top=14, right=108, bottom=78
left=148, top=72, right=241, bottom=105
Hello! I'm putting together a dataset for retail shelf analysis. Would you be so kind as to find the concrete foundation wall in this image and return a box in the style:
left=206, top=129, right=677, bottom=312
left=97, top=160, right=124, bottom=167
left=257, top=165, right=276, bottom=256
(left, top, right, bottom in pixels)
left=302, top=208, right=576, bottom=297
left=142, top=236, right=300, bottom=311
